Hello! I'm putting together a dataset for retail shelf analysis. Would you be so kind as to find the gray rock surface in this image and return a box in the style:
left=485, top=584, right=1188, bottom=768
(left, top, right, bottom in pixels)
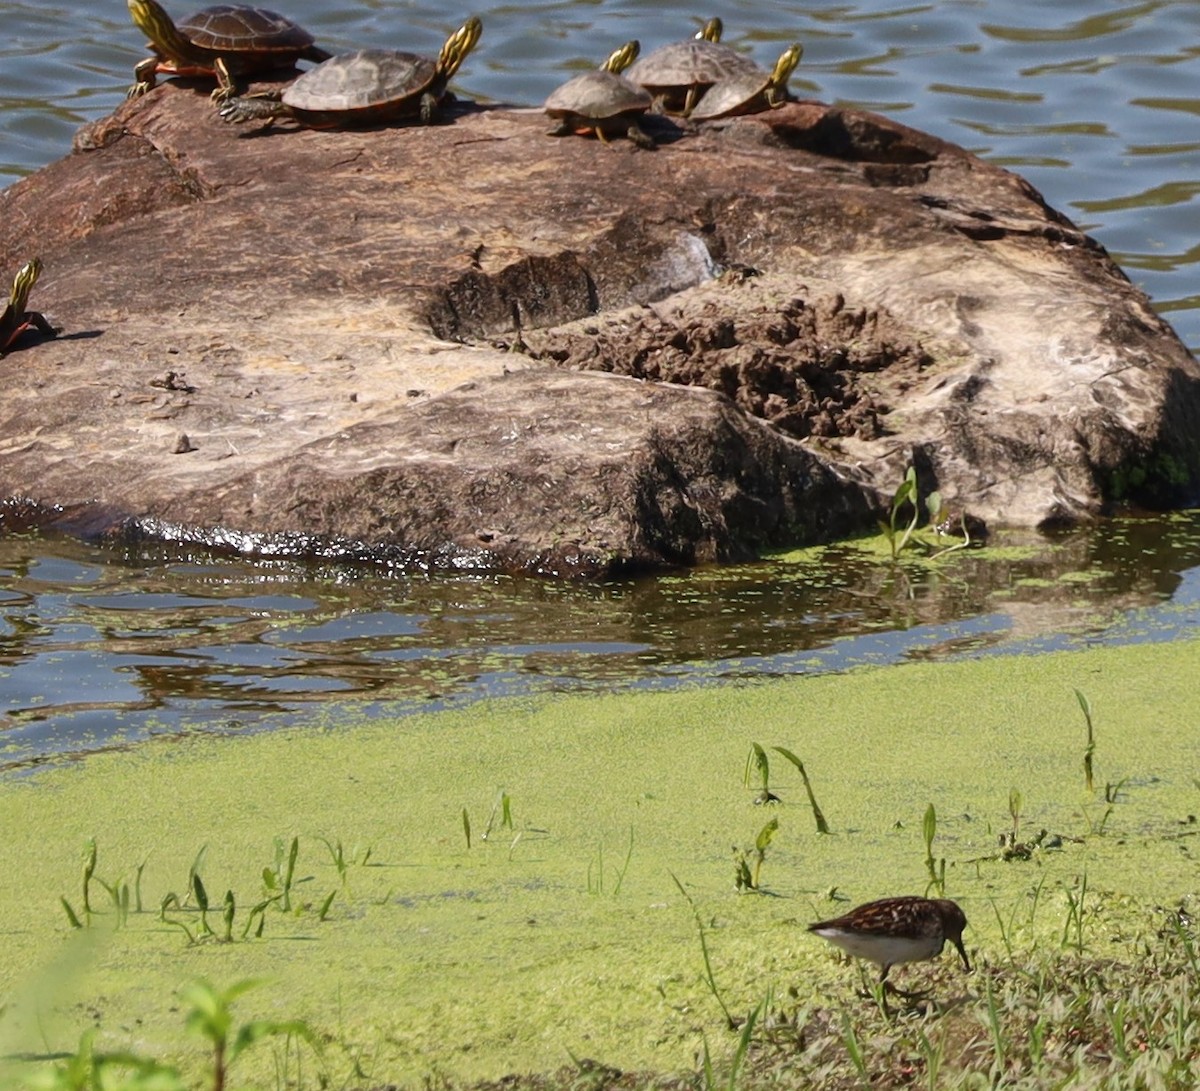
left=0, top=87, right=1196, bottom=575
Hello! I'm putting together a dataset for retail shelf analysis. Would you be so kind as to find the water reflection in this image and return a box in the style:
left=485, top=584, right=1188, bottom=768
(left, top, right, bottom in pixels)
left=2, top=513, right=1199, bottom=769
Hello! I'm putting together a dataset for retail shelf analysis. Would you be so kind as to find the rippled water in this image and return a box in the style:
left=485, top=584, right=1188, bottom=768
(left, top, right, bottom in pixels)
left=4, top=0, right=1199, bottom=348
left=2, top=2, right=1199, bottom=766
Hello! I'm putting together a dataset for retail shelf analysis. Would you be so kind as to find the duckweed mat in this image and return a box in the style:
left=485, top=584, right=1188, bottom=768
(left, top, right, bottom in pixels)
left=1, top=636, right=1198, bottom=1086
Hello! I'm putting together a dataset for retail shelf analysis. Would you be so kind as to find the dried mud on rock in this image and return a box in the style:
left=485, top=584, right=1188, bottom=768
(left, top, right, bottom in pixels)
left=522, top=282, right=935, bottom=442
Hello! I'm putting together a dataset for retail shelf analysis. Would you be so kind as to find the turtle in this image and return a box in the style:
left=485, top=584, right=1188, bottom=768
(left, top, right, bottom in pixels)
left=544, top=40, right=655, bottom=149
left=624, top=17, right=760, bottom=116
left=218, top=16, right=482, bottom=128
left=126, top=0, right=331, bottom=101
left=690, top=43, right=803, bottom=121
left=1, top=259, right=60, bottom=356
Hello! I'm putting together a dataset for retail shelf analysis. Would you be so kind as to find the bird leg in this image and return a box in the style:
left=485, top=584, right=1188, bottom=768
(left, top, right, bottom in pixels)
left=880, top=966, right=931, bottom=1002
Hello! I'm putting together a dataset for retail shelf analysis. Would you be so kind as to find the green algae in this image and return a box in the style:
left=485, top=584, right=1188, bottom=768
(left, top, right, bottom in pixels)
left=2, top=638, right=1200, bottom=1086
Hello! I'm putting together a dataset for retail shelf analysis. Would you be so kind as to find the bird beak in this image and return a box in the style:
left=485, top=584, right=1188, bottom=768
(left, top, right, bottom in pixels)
left=953, top=935, right=971, bottom=972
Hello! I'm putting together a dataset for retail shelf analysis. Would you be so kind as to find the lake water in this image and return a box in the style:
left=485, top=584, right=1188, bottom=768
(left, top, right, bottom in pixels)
left=1, top=1, right=1199, bottom=766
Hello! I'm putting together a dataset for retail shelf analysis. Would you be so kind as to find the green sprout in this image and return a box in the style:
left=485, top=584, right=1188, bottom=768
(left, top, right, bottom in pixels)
left=1075, top=688, right=1096, bottom=792
left=773, top=747, right=831, bottom=833
left=181, top=978, right=316, bottom=1091
left=734, top=817, right=779, bottom=892
left=923, top=803, right=945, bottom=896
left=744, top=743, right=779, bottom=804
left=881, top=465, right=920, bottom=560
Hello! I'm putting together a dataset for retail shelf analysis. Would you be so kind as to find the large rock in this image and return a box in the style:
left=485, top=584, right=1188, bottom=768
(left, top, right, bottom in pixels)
left=0, top=87, right=1196, bottom=575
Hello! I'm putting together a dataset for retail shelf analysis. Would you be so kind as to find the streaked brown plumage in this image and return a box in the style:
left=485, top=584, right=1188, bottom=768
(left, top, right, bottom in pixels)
left=808, top=896, right=970, bottom=986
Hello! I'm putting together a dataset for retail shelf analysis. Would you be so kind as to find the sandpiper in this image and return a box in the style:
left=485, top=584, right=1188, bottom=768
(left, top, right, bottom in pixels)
left=808, top=896, right=970, bottom=992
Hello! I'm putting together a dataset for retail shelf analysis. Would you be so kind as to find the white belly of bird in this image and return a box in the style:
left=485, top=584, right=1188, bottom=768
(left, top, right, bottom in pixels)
left=813, top=928, right=944, bottom=968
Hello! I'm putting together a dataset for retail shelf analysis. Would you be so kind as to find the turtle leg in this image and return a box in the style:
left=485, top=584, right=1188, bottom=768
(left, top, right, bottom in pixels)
left=128, top=55, right=160, bottom=99
left=419, top=90, right=440, bottom=125
left=25, top=312, right=61, bottom=338
left=683, top=84, right=700, bottom=116
left=218, top=95, right=286, bottom=124
left=210, top=56, right=241, bottom=103
left=626, top=123, right=656, bottom=150
left=0, top=314, right=58, bottom=355
left=765, top=87, right=790, bottom=109
left=236, top=87, right=286, bottom=102
left=594, top=125, right=612, bottom=144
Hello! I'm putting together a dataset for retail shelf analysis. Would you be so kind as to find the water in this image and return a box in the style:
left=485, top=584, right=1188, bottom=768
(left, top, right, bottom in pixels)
left=4, top=0, right=1199, bottom=349
left=1, top=1, right=1199, bottom=766
left=4, top=513, right=1200, bottom=770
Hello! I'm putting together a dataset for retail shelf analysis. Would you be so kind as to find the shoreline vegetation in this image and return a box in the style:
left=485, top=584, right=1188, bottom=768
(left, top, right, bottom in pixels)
left=2, top=635, right=1198, bottom=1088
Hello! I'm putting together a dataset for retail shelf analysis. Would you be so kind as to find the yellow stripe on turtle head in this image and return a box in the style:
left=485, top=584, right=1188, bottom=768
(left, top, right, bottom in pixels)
left=128, top=0, right=198, bottom=61
left=770, top=43, right=803, bottom=89
left=602, top=41, right=640, bottom=76
left=438, top=16, right=483, bottom=81
left=10, top=258, right=43, bottom=313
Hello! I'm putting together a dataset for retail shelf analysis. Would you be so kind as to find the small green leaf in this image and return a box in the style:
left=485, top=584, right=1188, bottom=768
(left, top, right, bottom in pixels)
left=746, top=742, right=770, bottom=792
left=284, top=836, right=299, bottom=888
left=318, top=890, right=336, bottom=921
left=191, top=873, right=208, bottom=911
left=755, top=817, right=779, bottom=853
left=60, top=896, right=83, bottom=929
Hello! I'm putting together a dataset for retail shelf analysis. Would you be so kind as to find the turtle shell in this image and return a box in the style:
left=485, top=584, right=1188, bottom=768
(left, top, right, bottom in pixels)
left=625, top=38, right=757, bottom=108
left=691, top=43, right=802, bottom=120
left=282, top=49, right=438, bottom=115
left=689, top=68, right=770, bottom=120
left=544, top=70, right=651, bottom=121
left=176, top=4, right=318, bottom=56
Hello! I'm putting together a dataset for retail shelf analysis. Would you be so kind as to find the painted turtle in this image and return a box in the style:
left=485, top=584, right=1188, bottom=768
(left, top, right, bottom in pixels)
left=690, top=44, right=803, bottom=120
left=544, top=40, right=655, bottom=149
left=625, top=18, right=759, bottom=116
left=126, top=0, right=331, bottom=101
left=1, top=259, right=59, bottom=356
left=218, top=16, right=482, bottom=128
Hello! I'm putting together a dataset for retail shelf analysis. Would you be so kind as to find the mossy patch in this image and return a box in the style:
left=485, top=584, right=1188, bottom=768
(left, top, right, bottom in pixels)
left=1, top=638, right=1199, bottom=1086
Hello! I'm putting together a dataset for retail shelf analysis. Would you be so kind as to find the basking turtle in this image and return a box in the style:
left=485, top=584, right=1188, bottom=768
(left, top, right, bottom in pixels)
left=219, top=16, right=482, bottom=128
left=625, top=17, right=759, bottom=116
left=544, top=40, right=655, bottom=149
left=1, top=259, right=59, bottom=356
left=690, top=43, right=803, bottom=120
left=126, top=0, right=330, bottom=101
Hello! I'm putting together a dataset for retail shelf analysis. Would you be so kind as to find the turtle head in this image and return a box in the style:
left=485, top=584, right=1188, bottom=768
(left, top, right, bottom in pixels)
left=601, top=40, right=640, bottom=76
left=437, top=16, right=483, bottom=81
left=770, top=43, right=803, bottom=90
left=10, top=258, right=42, bottom=312
left=696, top=17, right=722, bottom=43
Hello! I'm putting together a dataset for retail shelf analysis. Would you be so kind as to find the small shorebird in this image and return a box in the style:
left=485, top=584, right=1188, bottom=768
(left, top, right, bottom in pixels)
left=808, top=896, right=970, bottom=994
